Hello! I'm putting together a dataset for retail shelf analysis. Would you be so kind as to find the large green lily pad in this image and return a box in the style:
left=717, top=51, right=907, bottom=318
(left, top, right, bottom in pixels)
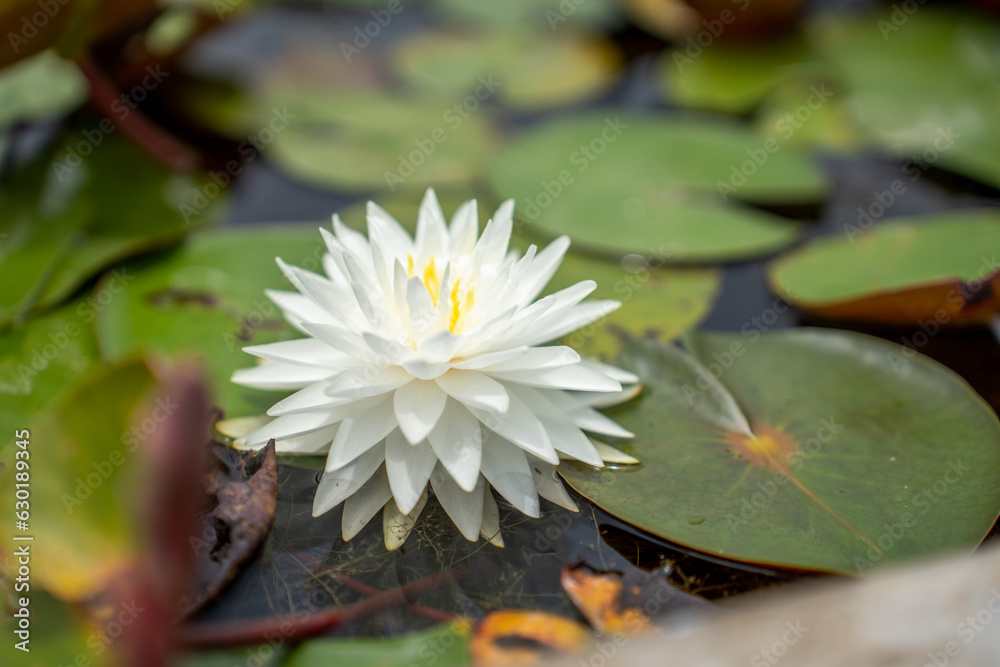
left=95, top=227, right=326, bottom=418
left=768, top=210, right=1000, bottom=326
left=0, top=360, right=156, bottom=599
left=0, top=126, right=221, bottom=329
left=487, top=113, right=823, bottom=261
left=814, top=9, right=1000, bottom=189
left=0, top=298, right=99, bottom=446
left=264, top=90, right=498, bottom=192
left=561, top=330, right=1000, bottom=576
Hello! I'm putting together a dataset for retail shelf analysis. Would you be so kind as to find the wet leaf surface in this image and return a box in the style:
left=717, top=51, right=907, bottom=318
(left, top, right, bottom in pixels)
left=768, top=210, right=1000, bottom=326
left=561, top=330, right=1000, bottom=576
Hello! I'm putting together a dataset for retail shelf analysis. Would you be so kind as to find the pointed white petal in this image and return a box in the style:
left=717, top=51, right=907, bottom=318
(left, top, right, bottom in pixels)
left=324, top=365, right=412, bottom=399
left=243, top=338, right=354, bottom=369
left=514, top=300, right=621, bottom=348
left=508, top=385, right=604, bottom=467
left=479, top=433, right=540, bottom=517
left=265, top=289, right=339, bottom=334
left=477, top=346, right=579, bottom=372
left=367, top=201, right=413, bottom=261
left=449, top=198, right=478, bottom=256
left=480, top=490, right=503, bottom=547
left=469, top=388, right=558, bottom=464
left=313, top=446, right=384, bottom=516
left=325, top=398, right=397, bottom=471
left=528, top=457, right=578, bottom=512
left=231, top=362, right=336, bottom=390
left=435, top=370, right=509, bottom=412
left=270, top=425, right=339, bottom=454
left=514, top=235, right=571, bottom=306
left=300, top=322, right=377, bottom=361
left=385, top=431, right=437, bottom=514
left=242, top=410, right=342, bottom=447
left=575, top=383, right=643, bottom=409
left=393, top=379, right=448, bottom=444
left=486, top=364, right=621, bottom=393
left=451, top=347, right=530, bottom=370
left=431, top=469, right=485, bottom=541
left=266, top=381, right=350, bottom=416
left=420, top=330, right=464, bottom=364
left=342, top=465, right=393, bottom=540
left=426, top=401, right=483, bottom=492
left=415, top=188, right=448, bottom=259
left=384, top=489, right=426, bottom=551
left=580, top=359, right=640, bottom=385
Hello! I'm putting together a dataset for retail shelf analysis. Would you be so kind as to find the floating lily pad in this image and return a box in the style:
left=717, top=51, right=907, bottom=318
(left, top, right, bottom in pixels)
left=0, top=360, right=156, bottom=599
left=430, top=0, right=620, bottom=29
left=661, top=36, right=816, bottom=113
left=814, top=9, right=1000, bottom=189
left=548, top=252, right=721, bottom=359
left=95, top=227, right=325, bottom=418
left=0, top=126, right=221, bottom=329
left=264, top=90, right=498, bottom=192
left=284, top=622, right=470, bottom=667
left=392, top=29, right=620, bottom=111
left=768, top=210, right=1000, bottom=326
left=0, top=299, right=99, bottom=446
left=561, top=330, right=1000, bottom=576
left=488, top=114, right=822, bottom=261
left=0, top=50, right=86, bottom=129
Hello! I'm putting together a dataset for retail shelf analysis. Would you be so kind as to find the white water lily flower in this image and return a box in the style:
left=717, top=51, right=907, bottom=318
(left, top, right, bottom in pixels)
left=232, top=189, right=639, bottom=548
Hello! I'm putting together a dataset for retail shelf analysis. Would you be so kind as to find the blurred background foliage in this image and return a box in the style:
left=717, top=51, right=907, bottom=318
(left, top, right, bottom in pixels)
left=2, top=0, right=1000, bottom=665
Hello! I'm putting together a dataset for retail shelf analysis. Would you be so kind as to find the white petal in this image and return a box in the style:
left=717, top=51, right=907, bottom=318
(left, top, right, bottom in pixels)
left=514, top=300, right=621, bottom=348
left=231, top=362, right=336, bottom=390
left=566, top=404, right=635, bottom=438
left=528, top=457, right=578, bottom=512
left=449, top=198, right=478, bottom=256
left=313, top=446, right=384, bottom=516
left=301, top=322, right=377, bottom=361
left=402, top=358, right=452, bottom=381
left=480, top=490, right=503, bottom=547
left=580, top=359, right=640, bottom=385
left=270, top=424, right=339, bottom=454
left=242, top=411, right=342, bottom=447
left=486, top=364, right=621, bottom=393
left=277, top=259, right=359, bottom=325
left=420, top=330, right=464, bottom=364
left=415, top=188, right=448, bottom=259
left=471, top=200, right=514, bottom=272
left=265, top=289, right=338, bottom=334
left=393, top=380, right=448, bottom=444
left=384, top=489, right=426, bottom=551
left=479, top=433, right=539, bottom=517
left=324, top=365, right=413, bottom=399
left=325, top=398, right=397, bottom=471
left=332, top=214, right=375, bottom=273
left=469, top=388, right=558, bottom=464
left=451, top=347, right=530, bottom=370
left=386, top=430, right=437, bottom=514
left=477, top=346, right=579, bottom=372
left=431, top=468, right=485, bottom=541
left=426, top=400, right=483, bottom=492
left=367, top=201, right=413, bottom=261
left=243, top=338, right=354, bottom=369
left=508, top=385, right=604, bottom=467
left=435, top=370, right=509, bottom=413
left=575, top=383, right=643, bottom=409
left=342, top=465, right=393, bottom=540
left=513, top=235, right=571, bottom=306
left=266, top=381, right=350, bottom=416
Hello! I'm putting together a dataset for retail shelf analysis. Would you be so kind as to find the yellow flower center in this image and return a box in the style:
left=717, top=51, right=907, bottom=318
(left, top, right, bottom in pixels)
left=407, top=253, right=475, bottom=334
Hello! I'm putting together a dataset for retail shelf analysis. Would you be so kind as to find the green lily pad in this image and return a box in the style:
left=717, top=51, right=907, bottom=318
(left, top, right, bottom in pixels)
left=548, top=251, right=721, bottom=359
left=0, top=298, right=99, bottom=446
left=0, top=126, right=221, bottom=329
left=0, top=360, right=156, bottom=599
left=0, top=590, right=105, bottom=666
left=95, top=227, right=326, bottom=418
left=487, top=113, right=822, bottom=261
left=429, top=0, right=620, bottom=29
left=560, top=329, right=1000, bottom=576
left=391, top=29, right=620, bottom=111
left=767, top=210, right=1000, bottom=326
left=661, top=36, right=816, bottom=113
left=264, top=90, right=498, bottom=192
left=284, top=622, right=470, bottom=667
left=814, top=9, right=1000, bottom=189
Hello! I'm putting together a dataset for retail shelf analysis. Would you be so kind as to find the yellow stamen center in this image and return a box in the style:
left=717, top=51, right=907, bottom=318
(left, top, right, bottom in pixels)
left=423, top=256, right=440, bottom=307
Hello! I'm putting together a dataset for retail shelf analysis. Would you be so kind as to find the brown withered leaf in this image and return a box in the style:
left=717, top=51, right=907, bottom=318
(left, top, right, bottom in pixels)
left=178, top=439, right=278, bottom=618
